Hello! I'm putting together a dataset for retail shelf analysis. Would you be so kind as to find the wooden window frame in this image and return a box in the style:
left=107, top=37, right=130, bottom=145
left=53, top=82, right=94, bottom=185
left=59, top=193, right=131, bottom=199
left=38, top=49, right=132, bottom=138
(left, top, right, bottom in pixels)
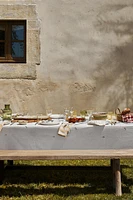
left=0, top=20, right=26, bottom=63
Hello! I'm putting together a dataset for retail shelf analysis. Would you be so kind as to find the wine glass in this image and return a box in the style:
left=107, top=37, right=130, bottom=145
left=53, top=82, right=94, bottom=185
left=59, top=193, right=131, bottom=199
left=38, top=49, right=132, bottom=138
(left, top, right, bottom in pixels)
left=64, top=108, right=69, bottom=120
left=87, top=109, right=94, bottom=121
left=70, top=107, right=74, bottom=117
left=46, top=109, right=52, bottom=118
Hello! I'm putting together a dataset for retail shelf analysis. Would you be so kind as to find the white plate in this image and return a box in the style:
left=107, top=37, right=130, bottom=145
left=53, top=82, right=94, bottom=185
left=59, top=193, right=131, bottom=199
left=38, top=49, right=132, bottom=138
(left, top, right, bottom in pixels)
left=50, top=114, right=64, bottom=119
left=88, top=120, right=110, bottom=126
left=39, top=120, right=60, bottom=125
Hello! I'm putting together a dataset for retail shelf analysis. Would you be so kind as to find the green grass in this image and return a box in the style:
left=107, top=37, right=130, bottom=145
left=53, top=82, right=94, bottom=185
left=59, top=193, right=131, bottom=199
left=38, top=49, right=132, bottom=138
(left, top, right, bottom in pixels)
left=0, top=159, right=133, bottom=199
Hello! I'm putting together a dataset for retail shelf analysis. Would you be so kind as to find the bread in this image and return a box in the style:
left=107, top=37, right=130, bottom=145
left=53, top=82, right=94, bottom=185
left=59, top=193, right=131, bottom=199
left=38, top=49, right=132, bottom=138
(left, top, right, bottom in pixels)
left=121, top=108, right=130, bottom=115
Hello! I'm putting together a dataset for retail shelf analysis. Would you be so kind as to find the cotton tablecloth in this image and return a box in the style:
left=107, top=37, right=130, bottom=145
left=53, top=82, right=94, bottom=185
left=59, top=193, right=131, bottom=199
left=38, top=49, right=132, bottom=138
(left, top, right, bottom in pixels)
left=0, top=122, right=133, bottom=150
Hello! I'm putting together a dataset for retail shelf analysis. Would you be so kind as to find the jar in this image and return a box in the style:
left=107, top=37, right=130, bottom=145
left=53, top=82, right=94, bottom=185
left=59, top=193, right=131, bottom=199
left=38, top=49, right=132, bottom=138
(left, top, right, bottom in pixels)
left=2, top=104, right=12, bottom=120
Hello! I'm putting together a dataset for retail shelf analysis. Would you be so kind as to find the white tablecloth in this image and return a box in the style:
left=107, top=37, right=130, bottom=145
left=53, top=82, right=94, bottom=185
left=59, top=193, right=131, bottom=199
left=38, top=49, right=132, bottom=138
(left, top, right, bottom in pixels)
left=0, top=121, right=133, bottom=150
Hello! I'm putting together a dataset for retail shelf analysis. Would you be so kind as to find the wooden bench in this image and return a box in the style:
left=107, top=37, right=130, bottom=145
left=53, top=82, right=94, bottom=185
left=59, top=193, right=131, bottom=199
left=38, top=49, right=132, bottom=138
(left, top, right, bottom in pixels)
left=1, top=149, right=133, bottom=196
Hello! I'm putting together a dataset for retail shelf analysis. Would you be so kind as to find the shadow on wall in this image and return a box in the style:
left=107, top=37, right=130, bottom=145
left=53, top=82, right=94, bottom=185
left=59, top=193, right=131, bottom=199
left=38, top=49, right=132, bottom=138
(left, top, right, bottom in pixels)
left=92, top=3, right=133, bottom=111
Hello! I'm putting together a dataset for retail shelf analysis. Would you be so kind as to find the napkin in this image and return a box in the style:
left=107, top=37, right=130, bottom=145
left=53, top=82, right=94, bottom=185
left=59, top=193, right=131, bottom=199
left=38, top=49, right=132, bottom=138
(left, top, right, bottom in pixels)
left=58, top=123, right=70, bottom=137
left=122, top=113, right=133, bottom=123
left=88, top=120, right=110, bottom=126
left=0, top=123, right=4, bottom=131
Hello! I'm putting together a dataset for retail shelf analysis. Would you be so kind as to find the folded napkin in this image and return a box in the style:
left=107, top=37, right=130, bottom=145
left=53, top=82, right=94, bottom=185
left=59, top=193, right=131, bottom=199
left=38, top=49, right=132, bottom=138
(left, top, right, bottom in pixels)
left=122, top=113, right=133, bottom=123
left=88, top=120, right=110, bottom=126
left=0, top=123, right=4, bottom=131
left=58, top=123, right=70, bottom=137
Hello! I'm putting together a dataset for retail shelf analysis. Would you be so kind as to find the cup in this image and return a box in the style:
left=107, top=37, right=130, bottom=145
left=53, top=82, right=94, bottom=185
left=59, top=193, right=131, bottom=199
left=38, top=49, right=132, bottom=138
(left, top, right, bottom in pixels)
left=87, top=109, right=94, bottom=120
left=64, top=108, right=69, bottom=121
left=46, top=109, right=52, bottom=118
left=107, top=112, right=113, bottom=120
left=73, top=110, right=77, bottom=118
left=70, top=107, right=74, bottom=117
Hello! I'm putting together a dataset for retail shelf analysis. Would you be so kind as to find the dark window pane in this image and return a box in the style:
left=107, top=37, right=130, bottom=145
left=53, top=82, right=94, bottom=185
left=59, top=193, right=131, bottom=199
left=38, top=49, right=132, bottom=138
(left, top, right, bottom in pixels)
left=0, top=25, right=5, bottom=40
left=12, top=42, right=24, bottom=57
left=12, top=25, right=24, bottom=40
left=0, top=42, right=5, bottom=57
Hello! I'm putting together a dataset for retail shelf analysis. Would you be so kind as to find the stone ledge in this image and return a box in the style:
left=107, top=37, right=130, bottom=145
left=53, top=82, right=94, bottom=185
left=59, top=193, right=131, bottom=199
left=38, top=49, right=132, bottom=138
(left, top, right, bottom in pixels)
left=0, top=5, right=36, bottom=19
left=0, top=63, right=36, bottom=79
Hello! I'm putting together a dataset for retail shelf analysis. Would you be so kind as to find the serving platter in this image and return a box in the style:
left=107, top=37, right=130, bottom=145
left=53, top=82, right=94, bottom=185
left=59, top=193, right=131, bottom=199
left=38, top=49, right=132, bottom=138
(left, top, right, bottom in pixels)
left=12, top=115, right=48, bottom=123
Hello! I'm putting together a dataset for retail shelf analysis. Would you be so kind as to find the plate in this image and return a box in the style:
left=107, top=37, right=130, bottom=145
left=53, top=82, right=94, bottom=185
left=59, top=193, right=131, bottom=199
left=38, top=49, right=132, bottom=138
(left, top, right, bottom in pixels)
left=50, top=114, right=64, bottom=119
left=88, top=120, right=110, bottom=126
left=38, top=120, right=60, bottom=125
left=13, top=115, right=48, bottom=120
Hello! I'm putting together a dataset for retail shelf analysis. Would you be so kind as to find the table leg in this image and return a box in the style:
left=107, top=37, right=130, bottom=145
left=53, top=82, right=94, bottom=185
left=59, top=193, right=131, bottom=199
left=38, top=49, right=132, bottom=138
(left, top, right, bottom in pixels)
left=112, top=159, right=115, bottom=189
left=0, top=160, right=4, bottom=184
left=112, top=159, right=122, bottom=196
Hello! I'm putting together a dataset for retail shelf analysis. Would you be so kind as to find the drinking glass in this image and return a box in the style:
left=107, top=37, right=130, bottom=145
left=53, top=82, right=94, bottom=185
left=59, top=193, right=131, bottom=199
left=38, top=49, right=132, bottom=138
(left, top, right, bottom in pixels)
left=107, top=112, right=117, bottom=121
left=70, top=107, right=74, bottom=117
left=87, top=109, right=94, bottom=121
left=64, top=108, right=69, bottom=120
left=107, top=112, right=113, bottom=120
left=46, top=109, right=52, bottom=118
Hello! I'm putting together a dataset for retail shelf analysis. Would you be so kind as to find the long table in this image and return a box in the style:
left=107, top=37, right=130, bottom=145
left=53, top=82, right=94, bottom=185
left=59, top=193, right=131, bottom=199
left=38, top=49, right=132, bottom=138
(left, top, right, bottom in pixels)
left=0, top=121, right=133, bottom=150
left=0, top=120, right=133, bottom=196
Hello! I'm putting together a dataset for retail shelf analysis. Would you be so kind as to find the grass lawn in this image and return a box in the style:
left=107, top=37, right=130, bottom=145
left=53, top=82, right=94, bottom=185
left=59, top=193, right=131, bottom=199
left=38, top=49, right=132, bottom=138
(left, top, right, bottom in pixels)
left=0, top=159, right=133, bottom=200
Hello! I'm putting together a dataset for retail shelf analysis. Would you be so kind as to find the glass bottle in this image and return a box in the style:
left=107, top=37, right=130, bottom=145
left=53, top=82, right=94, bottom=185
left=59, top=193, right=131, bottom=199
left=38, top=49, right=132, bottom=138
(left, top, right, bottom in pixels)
left=2, top=104, right=12, bottom=120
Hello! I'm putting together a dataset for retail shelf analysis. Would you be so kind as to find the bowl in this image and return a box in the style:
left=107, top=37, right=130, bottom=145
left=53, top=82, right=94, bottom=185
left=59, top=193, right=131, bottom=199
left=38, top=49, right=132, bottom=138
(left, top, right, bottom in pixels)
left=93, top=112, right=107, bottom=120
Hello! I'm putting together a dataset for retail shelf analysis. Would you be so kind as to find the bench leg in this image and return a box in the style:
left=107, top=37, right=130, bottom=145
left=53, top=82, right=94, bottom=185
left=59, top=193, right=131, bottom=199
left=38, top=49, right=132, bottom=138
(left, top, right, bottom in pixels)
left=112, top=159, right=122, bottom=196
left=0, top=160, right=4, bottom=184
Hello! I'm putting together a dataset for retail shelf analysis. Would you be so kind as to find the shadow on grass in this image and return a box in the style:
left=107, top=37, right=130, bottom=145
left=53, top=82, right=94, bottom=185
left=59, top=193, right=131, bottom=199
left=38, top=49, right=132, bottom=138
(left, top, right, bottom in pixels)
left=0, top=165, right=132, bottom=197
left=0, top=165, right=115, bottom=197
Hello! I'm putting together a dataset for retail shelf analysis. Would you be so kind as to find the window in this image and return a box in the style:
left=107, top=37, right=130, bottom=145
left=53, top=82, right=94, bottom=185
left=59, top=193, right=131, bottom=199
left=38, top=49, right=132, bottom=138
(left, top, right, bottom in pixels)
left=0, top=20, right=26, bottom=63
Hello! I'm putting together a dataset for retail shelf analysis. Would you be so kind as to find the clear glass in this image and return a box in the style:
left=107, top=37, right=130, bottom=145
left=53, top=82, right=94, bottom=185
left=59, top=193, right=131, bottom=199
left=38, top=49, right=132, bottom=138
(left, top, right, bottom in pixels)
left=12, top=25, right=24, bottom=40
left=107, top=112, right=113, bottom=120
left=64, top=108, right=69, bottom=120
left=46, top=109, right=52, bottom=118
left=107, top=112, right=117, bottom=121
left=12, top=42, right=24, bottom=57
left=87, top=109, right=94, bottom=121
left=70, top=107, right=74, bottom=117
left=0, top=25, right=5, bottom=40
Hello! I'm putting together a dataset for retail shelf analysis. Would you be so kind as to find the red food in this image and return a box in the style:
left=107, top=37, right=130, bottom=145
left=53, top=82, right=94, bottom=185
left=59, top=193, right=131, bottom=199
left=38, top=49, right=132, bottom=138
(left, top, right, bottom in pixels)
left=121, top=108, right=130, bottom=115
left=68, top=117, right=85, bottom=123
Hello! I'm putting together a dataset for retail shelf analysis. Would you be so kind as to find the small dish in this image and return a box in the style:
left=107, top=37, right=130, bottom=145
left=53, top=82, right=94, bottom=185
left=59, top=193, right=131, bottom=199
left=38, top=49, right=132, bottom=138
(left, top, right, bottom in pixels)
left=18, top=120, right=27, bottom=125
left=93, top=112, right=107, bottom=120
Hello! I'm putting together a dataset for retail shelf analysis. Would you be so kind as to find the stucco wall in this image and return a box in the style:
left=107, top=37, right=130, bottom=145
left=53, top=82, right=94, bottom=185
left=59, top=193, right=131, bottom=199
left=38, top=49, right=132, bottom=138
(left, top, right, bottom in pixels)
left=0, top=0, right=133, bottom=114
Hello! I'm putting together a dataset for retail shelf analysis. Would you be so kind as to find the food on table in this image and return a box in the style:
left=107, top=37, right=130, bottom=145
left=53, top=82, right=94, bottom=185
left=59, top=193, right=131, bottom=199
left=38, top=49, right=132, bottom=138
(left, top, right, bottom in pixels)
left=12, top=115, right=48, bottom=123
left=92, top=112, right=107, bottom=120
left=67, top=117, right=85, bottom=123
left=121, top=108, right=130, bottom=115
left=18, top=120, right=27, bottom=125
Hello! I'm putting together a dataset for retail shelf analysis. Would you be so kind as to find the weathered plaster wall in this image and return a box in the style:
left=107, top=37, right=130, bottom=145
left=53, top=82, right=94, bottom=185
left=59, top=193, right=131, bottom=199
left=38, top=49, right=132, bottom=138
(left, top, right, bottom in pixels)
left=0, top=0, right=133, bottom=114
